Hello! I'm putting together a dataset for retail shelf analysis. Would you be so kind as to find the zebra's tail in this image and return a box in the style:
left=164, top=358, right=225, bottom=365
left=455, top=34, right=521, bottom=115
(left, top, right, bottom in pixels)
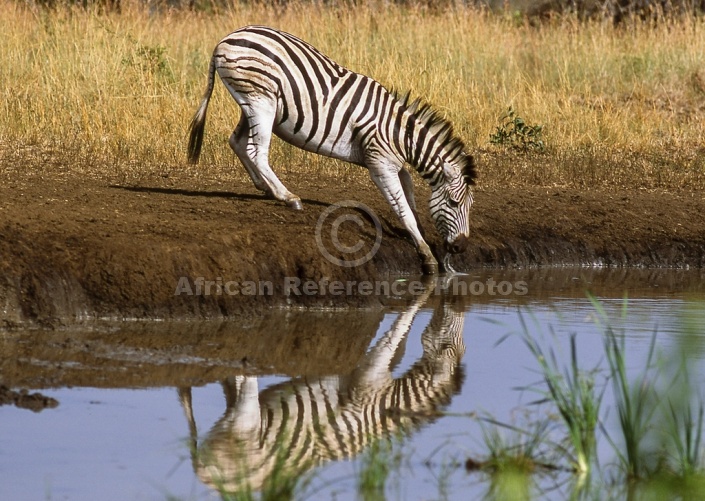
left=187, top=56, right=217, bottom=164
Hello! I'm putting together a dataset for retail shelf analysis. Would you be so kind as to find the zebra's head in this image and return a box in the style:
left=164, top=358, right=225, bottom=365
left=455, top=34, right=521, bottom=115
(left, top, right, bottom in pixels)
left=430, top=156, right=475, bottom=254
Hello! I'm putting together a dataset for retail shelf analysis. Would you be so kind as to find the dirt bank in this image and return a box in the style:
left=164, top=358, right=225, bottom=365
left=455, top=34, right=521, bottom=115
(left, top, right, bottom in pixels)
left=1, top=166, right=704, bottom=326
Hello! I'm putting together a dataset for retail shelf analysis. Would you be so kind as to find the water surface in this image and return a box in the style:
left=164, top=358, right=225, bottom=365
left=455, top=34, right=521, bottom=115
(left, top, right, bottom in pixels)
left=2, top=268, right=705, bottom=500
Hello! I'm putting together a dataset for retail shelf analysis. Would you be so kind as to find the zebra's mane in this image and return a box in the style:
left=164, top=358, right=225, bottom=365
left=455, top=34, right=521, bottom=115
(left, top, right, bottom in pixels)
left=397, top=91, right=476, bottom=186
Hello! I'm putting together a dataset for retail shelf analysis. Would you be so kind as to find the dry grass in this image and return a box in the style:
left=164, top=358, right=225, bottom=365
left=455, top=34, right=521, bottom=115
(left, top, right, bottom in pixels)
left=1, top=1, right=705, bottom=189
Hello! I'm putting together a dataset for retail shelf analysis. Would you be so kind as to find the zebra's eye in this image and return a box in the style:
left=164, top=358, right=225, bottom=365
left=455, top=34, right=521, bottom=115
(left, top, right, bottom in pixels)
left=448, top=199, right=460, bottom=209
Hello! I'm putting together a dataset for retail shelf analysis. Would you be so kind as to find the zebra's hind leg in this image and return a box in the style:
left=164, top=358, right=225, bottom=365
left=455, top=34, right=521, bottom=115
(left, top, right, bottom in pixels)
left=230, top=105, right=303, bottom=210
left=221, top=376, right=262, bottom=435
left=230, top=115, right=268, bottom=193
left=177, top=387, right=198, bottom=459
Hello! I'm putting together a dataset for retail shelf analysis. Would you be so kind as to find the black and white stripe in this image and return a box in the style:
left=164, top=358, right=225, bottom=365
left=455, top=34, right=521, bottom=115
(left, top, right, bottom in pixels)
left=178, top=291, right=465, bottom=493
left=188, top=26, right=476, bottom=273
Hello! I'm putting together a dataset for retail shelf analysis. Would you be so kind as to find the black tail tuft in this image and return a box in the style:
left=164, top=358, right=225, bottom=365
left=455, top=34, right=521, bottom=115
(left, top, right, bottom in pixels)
left=186, top=57, right=216, bottom=164
left=187, top=110, right=206, bottom=164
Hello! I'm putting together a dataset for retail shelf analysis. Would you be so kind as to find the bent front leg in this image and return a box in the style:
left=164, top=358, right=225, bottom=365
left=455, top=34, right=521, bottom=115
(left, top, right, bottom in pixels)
left=369, top=169, right=438, bottom=274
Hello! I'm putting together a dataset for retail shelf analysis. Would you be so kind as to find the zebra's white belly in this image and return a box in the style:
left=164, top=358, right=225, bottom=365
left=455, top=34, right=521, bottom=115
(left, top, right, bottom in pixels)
left=273, top=121, right=365, bottom=166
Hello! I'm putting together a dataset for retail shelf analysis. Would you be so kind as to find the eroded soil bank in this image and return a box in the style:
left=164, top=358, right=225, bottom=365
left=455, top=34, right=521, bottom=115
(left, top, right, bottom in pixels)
left=1, top=168, right=704, bottom=326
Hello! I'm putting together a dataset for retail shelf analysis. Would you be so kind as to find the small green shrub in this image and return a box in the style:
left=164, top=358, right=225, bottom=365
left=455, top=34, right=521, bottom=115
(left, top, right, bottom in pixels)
left=121, top=40, right=174, bottom=81
left=489, top=107, right=545, bottom=152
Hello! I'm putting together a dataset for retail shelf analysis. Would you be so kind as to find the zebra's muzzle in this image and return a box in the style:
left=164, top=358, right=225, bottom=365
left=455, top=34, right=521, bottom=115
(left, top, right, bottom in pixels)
left=447, top=235, right=468, bottom=254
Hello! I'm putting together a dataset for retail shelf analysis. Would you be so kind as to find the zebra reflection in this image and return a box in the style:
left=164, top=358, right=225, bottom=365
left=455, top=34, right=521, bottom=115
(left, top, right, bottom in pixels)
left=178, top=289, right=465, bottom=494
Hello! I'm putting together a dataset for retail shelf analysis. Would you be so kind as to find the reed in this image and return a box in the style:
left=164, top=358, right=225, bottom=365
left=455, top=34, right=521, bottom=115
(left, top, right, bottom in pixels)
left=356, top=439, right=396, bottom=501
left=2, top=1, right=704, bottom=189
left=520, top=323, right=603, bottom=475
left=466, top=416, right=559, bottom=501
left=602, top=319, right=660, bottom=479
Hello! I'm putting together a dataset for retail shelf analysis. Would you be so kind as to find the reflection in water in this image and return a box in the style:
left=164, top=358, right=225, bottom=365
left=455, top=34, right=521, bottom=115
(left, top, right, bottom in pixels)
left=0, top=386, right=59, bottom=412
left=178, top=282, right=466, bottom=494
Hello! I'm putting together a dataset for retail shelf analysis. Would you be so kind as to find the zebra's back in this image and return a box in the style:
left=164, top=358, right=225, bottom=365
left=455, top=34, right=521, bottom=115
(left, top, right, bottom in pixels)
left=213, top=25, right=394, bottom=165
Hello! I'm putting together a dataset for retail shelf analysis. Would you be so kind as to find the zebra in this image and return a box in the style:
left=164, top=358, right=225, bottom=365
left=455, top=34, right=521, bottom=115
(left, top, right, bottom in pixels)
left=188, top=26, right=476, bottom=274
left=177, top=282, right=466, bottom=494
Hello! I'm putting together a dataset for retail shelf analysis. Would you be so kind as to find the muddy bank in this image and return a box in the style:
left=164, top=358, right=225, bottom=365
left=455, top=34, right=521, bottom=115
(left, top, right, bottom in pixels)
left=1, top=169, right=704, bottom=326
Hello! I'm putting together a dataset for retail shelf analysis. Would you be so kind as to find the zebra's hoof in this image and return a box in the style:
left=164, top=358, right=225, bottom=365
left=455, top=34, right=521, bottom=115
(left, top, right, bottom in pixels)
left=422, top=261, right=439, bottom=275
left=287, top=199, right=303, bottom=210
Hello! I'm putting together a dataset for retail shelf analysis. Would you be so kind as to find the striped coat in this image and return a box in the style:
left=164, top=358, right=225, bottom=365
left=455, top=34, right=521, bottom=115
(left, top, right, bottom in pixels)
left=189, top=26, right=476, bottom=273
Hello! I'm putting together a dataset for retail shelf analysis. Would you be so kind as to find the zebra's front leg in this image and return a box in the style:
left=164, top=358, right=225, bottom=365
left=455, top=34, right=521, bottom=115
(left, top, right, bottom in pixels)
left=399, top=167, right=424, bottom=236
left=230, top=104, right=303, bottom=210
left=369, top=170, right=438, bottom=274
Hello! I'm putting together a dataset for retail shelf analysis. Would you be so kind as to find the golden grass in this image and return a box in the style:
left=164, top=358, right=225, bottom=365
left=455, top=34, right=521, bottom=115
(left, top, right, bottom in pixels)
left=1, top=1, right=704, bottom=189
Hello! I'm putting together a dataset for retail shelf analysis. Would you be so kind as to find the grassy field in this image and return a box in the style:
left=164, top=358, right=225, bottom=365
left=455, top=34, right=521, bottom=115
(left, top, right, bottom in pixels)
left=2, top=1, right=705, bottom=189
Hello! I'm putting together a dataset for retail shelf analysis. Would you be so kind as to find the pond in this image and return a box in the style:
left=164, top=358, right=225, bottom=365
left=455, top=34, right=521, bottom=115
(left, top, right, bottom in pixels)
left=2, top=268, right=705, bottom=500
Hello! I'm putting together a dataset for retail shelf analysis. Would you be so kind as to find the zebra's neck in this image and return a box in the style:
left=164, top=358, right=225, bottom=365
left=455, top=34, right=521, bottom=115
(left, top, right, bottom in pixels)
left=396, top=95, right=472, bottom=186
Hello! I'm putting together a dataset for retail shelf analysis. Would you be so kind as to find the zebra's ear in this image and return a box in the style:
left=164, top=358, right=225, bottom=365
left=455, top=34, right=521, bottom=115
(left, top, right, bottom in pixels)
left=441, top=159, right=475, bottom=186
left=441, top=162, right=460, bottom=182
